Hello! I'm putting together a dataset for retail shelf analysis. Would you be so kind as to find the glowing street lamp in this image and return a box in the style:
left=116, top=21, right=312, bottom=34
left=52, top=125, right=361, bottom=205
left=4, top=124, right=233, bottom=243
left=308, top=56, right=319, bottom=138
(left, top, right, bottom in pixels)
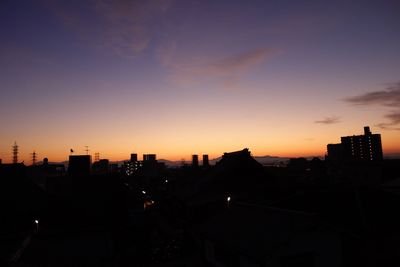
left=142, top=190, right=146, bottom=195
left=227, top=196, right=231, bottom=208
left=34, top=219, right=39, bottom=233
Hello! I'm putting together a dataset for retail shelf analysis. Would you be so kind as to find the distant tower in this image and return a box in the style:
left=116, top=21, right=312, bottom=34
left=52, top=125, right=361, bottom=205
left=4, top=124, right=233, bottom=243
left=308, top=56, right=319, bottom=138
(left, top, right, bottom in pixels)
left=31, top=151, right=37, bottom=166
left=95, top=152, right=100, bottom=162
left=85, top=146, right=90, bottom=155
left=192, top=154, right=199, bottom=167
left=12, top=141, right=18, bottom=164
left=203, top=154, right=209, bottom=167
left=130, top=153, right=138, bottom=162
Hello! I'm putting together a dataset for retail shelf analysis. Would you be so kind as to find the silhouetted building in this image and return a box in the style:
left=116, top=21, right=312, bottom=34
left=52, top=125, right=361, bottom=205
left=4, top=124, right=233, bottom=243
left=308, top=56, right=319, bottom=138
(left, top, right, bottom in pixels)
left=143, top=154, right=156, bottom=162
left=68, top=155, right=92, bottom=176
left=182, top=148, right=265, bottom=204
left=110, top=163, right=119, bottom=173
left=327, top=126, right=383, bottom=162
left=192, top=154, right=199, bottom=167
left=123, top=153, right=141, bottom=176
left=124, top=160, right=142, bottom=176
left=327, top=143, right=344, bottom=162
left=92, top=159, right=109, bottom=175
left=288, top=157, right=308, bottom=169
left=26, top=158, right=65, bottom=190
left=202, top=154, right=209, bottom=167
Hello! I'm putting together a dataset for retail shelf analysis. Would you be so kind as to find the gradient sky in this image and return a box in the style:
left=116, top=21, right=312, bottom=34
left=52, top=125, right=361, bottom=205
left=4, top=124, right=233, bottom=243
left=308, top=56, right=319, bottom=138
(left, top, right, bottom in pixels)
left=1, top=0, right=400, bottom=163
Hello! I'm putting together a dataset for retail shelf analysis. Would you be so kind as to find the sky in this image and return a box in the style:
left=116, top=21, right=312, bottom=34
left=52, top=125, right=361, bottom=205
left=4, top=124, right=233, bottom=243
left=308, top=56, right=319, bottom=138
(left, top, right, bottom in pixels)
left=1, top=0, right=400, bottom=163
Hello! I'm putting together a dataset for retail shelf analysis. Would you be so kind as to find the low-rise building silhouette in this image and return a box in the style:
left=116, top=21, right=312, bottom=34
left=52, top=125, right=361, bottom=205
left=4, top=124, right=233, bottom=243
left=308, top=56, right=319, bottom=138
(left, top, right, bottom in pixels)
left=92, top=159, right=109, bottom=175
left=202, top=154, right=209, bottom=167
left=130, top=153, right=138, bottom=162
left=143, top=154, right=156, bottom=162
left=68, top=155, right=92, bottom=176
left=192, top=155, right=199, bottom=167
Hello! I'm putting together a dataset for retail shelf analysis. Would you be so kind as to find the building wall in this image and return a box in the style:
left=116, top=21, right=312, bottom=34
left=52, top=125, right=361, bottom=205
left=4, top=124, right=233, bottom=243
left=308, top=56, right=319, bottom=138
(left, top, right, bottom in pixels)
left=68, top=155, right=92, bottom=176
left=341, top=134, right=383, bottom=161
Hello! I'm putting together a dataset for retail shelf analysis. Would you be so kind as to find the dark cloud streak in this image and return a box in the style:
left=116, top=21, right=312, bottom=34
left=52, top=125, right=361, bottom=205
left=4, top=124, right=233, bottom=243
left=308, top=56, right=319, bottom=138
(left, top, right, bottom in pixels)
left=315, top=116, right=340, bottom=125
left=344, top=82, right=400, bottom=130
left=344, top=82, right=400, bottom=107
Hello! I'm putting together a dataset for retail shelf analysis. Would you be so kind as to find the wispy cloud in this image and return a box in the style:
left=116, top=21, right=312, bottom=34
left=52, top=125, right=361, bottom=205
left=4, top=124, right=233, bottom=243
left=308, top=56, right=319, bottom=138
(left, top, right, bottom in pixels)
left=345, top=82, right=400, bottom=107
left=48, top=0, right=174, bottom=57
left=376, top=111, right=400, bottom=130
left=158, top=46, right=280, bottom=89
left=344, top=82, right=400, bottom=130
left=210, top=47, right=279, bottom=75
left=314, top=116, right=341, bottom=125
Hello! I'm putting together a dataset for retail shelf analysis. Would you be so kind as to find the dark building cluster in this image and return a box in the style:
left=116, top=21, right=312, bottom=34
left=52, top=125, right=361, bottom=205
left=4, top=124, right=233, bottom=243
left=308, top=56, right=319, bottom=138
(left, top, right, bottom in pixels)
left=1, top=127, right=400, bottom=266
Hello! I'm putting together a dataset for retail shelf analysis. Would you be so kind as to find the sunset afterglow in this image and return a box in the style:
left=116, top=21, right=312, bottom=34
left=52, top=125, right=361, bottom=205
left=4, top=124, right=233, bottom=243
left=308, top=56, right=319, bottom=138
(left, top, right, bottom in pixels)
left=1, top=1, right=400, bottom=163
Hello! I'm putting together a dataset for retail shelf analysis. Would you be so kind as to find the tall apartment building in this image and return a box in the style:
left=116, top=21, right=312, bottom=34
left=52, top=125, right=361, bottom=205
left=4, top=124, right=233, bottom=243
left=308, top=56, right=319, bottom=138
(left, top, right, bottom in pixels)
left=327, top=126, right=383, bottom=162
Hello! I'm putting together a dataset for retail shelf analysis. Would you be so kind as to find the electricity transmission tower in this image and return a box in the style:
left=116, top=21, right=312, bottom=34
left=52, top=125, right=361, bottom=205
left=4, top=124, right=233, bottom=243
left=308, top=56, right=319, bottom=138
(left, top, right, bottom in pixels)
left=12, top=142, right=18, bottom=164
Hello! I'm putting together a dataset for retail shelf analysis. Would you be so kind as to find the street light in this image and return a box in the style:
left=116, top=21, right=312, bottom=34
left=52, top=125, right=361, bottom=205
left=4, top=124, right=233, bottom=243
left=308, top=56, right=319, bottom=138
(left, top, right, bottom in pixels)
left=227, top=196, right=231, bottom=208
left=142, top=190, right=146, bottom=195
left=34, top=219, right=39, bottom=233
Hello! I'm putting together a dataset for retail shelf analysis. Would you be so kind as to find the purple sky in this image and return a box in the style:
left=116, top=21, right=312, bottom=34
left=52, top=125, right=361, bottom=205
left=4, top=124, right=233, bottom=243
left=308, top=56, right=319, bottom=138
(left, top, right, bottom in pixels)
left=1, top=0, right=400, bottom=162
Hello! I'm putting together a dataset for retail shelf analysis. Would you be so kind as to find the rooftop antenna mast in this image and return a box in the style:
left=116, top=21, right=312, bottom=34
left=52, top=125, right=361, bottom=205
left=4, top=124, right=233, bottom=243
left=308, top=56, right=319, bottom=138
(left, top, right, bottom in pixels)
left=12, top=141, right=18, bottom=164
left=31, top=150, right=37, bottom=166
left=85, top=146, right=90, bottom=155
left=95, top=152, right=100, bottom=162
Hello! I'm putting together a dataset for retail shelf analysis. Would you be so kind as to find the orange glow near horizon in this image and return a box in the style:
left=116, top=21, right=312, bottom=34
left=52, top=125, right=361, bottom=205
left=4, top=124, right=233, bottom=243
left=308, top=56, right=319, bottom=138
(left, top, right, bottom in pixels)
left=1, top=126, right=399, bottom=164
left=1, top=1, right=400, bottom=163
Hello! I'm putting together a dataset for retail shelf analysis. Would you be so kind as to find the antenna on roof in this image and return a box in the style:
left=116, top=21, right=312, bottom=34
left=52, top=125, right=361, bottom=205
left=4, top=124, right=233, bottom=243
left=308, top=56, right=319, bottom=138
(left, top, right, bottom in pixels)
left=85, top=146, right=89, bottom=155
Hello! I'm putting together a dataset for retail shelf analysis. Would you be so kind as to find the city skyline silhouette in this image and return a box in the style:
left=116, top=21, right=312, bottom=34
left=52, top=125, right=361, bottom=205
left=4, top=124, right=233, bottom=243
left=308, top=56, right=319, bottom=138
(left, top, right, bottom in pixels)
left=1, top=1, right=400, bottom=266
left=1, top=124, right=399, bottom=164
